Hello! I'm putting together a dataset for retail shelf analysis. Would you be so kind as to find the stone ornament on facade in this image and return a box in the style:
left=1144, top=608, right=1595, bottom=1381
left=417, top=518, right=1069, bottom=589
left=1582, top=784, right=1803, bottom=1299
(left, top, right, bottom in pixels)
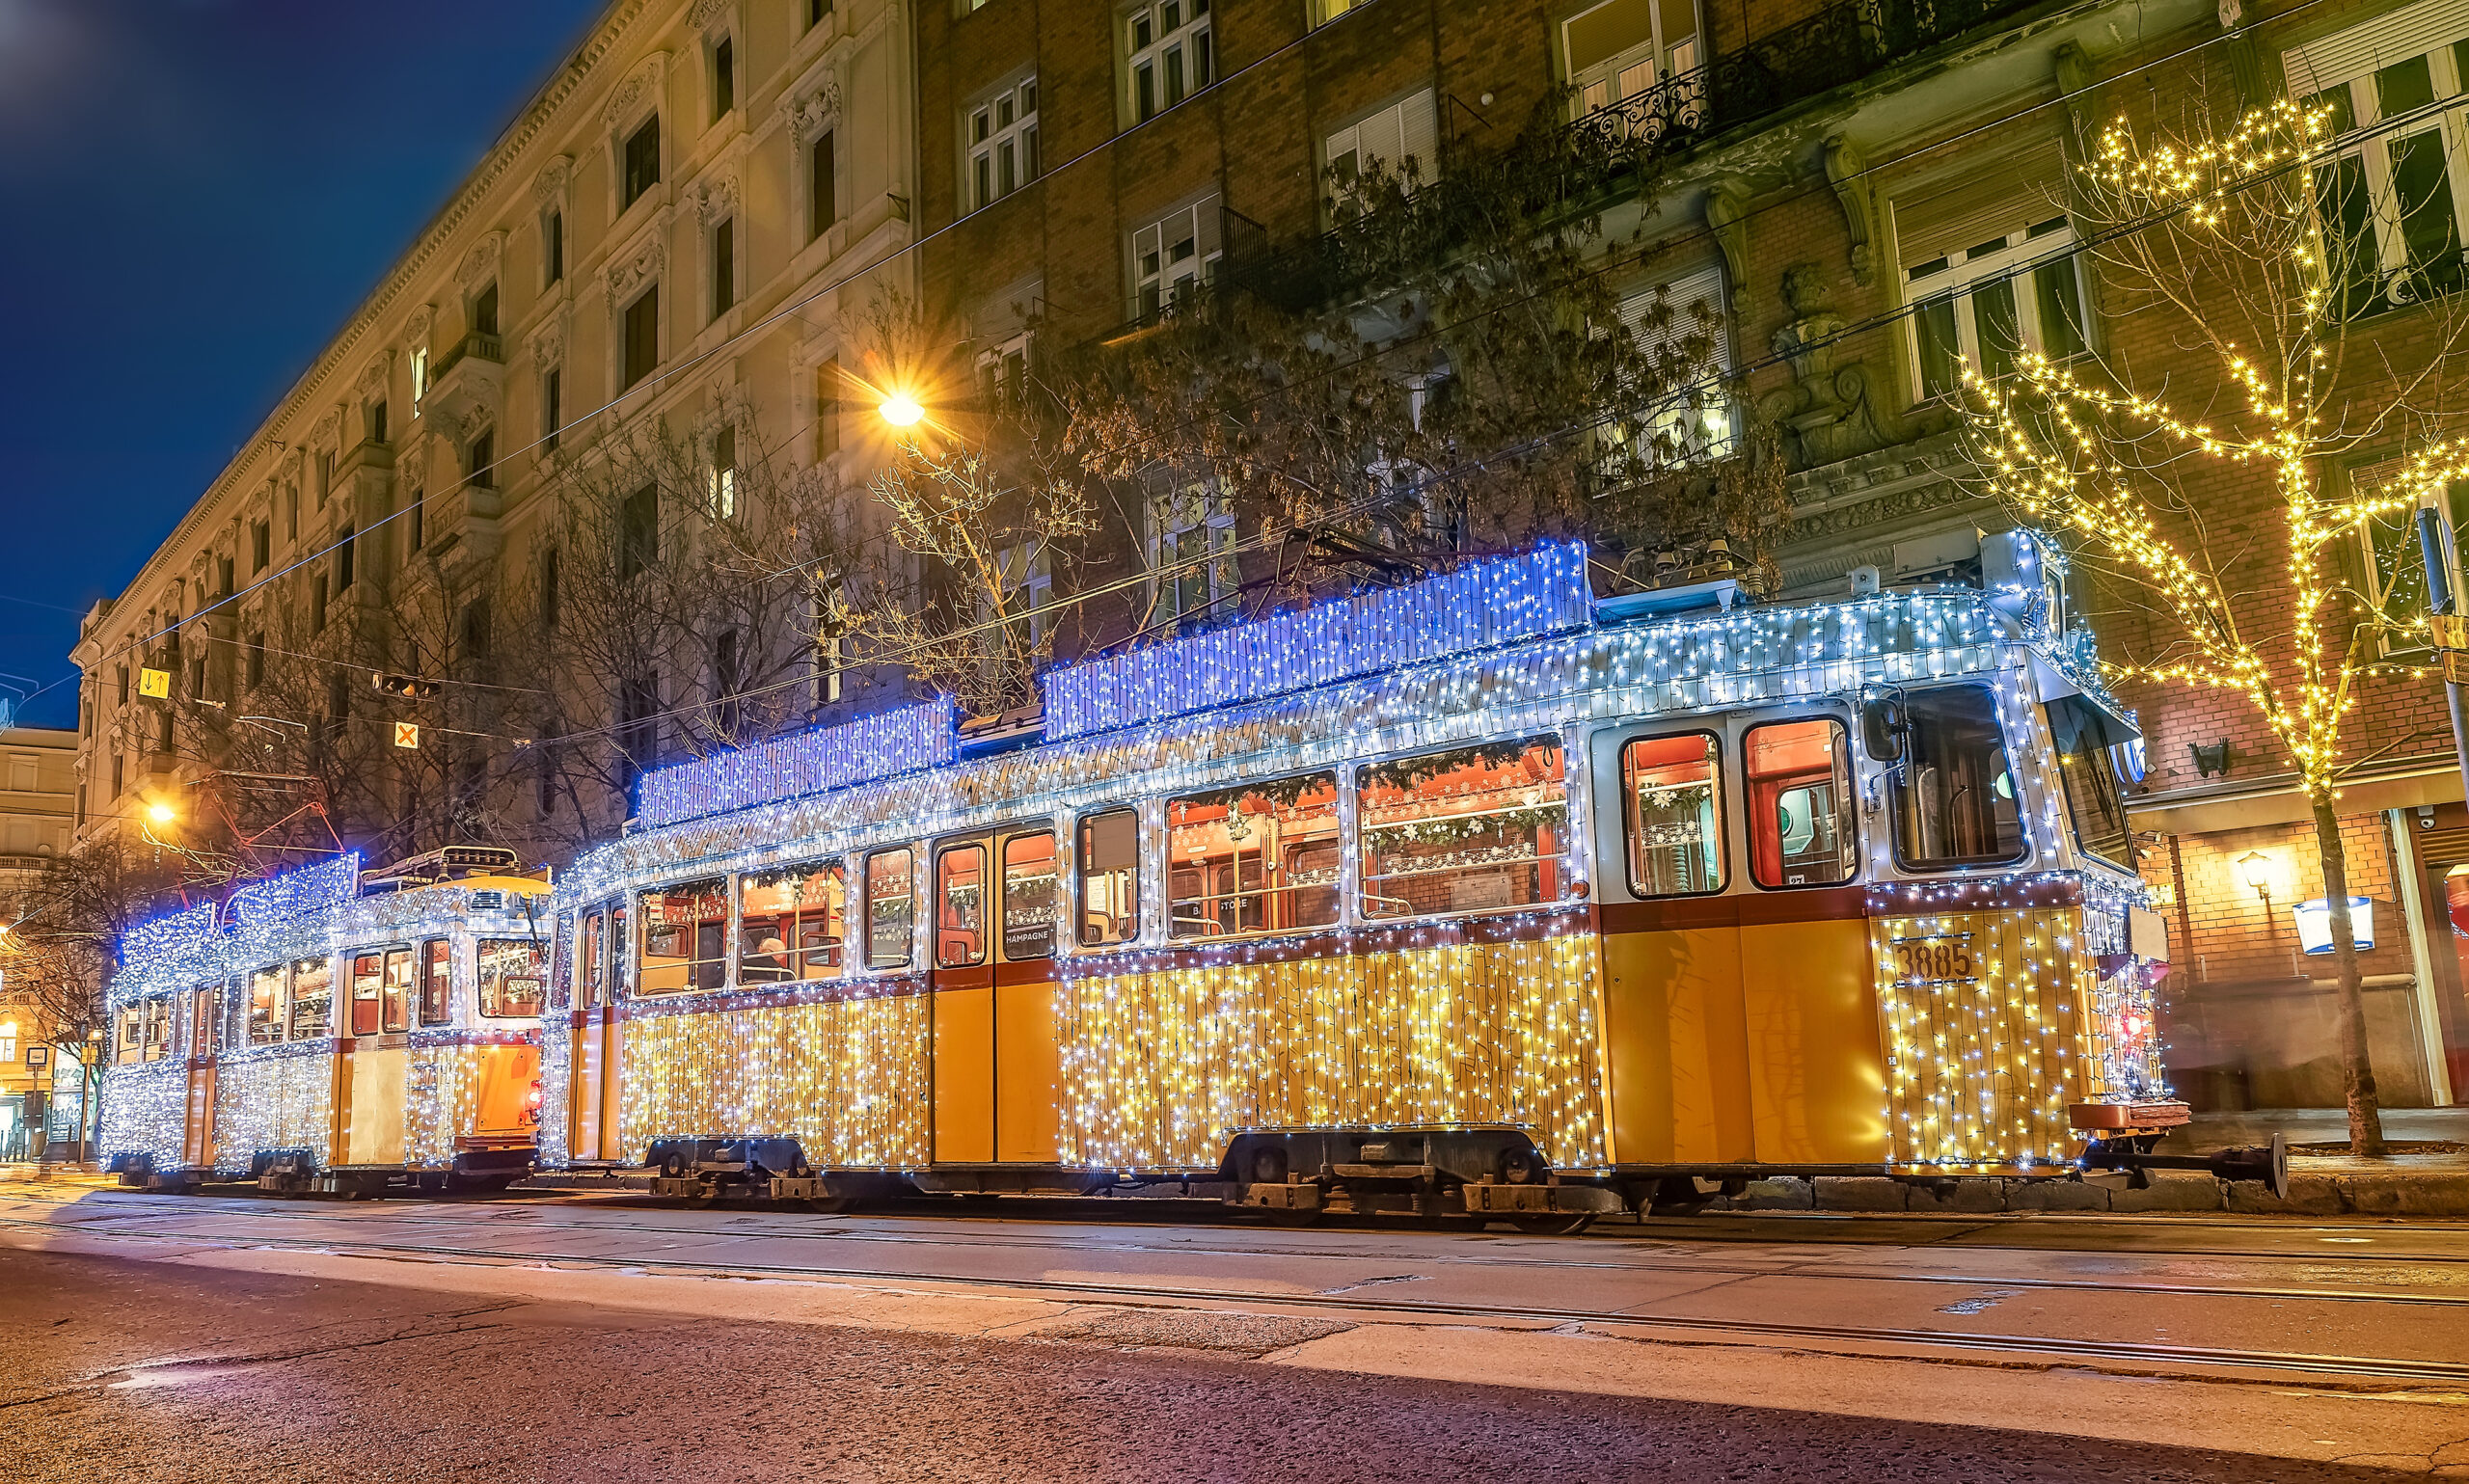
left=404, top=305, right=436, bottom=355
left=693, top=171, right=741, bottom=224
left=529, top=317, right=566, bottom=371
left=457, top=233, right=504, bottom=290
left=606, top=229, right=666, bottom=302
left=603, top=53, right=666, bottom=130
left=531, top=155, right=572, bottom=205
left=782, top=81, right=842, bottom=141
left=356, top=356, right=390, bottom=406
left=1761, top=264, right=1923, bottom=472
left=691, top=0, right=731, bottom=28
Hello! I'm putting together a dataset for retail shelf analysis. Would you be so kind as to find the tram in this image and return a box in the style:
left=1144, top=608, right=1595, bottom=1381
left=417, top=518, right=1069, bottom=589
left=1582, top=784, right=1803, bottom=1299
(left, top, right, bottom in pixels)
left=538, top=537, right=2183, bottom=1227
left=99, top=847, right=551, bottom=1196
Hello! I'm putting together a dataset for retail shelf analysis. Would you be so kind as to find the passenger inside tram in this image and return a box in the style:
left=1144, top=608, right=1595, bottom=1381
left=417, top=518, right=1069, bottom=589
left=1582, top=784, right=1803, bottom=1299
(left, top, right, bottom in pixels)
left=738, top=862, right=846, bottom=982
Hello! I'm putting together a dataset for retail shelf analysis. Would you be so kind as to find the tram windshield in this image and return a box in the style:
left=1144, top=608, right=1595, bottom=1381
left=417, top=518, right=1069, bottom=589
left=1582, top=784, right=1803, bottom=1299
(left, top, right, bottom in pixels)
left=639, top=879, right=728, bottom=994
left=2044, top=693, right=2134, bottom=869
left=1168, top=771, right=1340, bottom=938
left=1744, top=718, right=1856, bottom=888
left=1356, top=736, right=1570, bottom=920
left=1623, top=734, right=1726, bottom=897
left=1887, top=685, right=2026, bottom=869
left=739, top=862, right=846, bottom=982
left=477, top=938, right=546, bottom=1016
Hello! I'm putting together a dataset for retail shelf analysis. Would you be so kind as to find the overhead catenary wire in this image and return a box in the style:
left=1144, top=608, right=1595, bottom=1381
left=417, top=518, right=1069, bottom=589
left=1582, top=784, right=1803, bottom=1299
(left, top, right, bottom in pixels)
left=20, top=0, right=2354, bottom=733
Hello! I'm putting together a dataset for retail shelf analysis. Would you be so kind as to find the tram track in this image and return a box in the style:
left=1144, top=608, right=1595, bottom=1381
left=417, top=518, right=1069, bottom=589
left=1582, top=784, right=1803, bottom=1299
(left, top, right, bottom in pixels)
left=12, top=1188, right=2469, bottom=1310
left=5, top=1202, right=2466, bottom=1390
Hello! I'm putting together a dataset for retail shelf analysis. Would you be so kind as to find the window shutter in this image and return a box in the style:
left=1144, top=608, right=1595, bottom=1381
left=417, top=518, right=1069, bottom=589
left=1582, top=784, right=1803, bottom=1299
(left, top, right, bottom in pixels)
left=1194, top=197, right=1222, bottom=262
left=2284, top=0, right=2469, bottom=96
left=1618, top=262, right=1729, bottom=372
left=1890, top=142, right=2070, bottom=267
left=1397, top=89, right=1439, bottom=176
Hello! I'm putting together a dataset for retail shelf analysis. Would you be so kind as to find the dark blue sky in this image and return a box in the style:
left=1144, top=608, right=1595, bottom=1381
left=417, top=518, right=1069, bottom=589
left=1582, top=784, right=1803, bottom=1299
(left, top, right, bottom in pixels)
left=0, top=0, right=603, bottom=729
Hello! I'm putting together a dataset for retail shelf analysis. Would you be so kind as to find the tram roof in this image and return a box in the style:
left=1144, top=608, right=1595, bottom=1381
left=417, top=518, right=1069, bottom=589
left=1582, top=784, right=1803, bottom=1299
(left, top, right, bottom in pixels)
left=565, top=583, right=2048, bottom=905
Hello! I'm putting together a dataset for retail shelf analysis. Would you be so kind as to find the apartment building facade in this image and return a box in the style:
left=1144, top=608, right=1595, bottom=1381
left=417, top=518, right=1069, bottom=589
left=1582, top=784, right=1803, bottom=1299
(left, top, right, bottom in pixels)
left=71, top=0, right=919, bottom=871
left=65, top=0, right=2469, bottom=1115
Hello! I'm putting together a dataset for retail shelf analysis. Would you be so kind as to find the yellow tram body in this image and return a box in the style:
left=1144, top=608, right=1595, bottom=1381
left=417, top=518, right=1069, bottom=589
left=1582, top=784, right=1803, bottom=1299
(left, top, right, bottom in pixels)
left=101, top=851, right=551, bottom=1194
left=537, top=545, right=2174, bottom=1209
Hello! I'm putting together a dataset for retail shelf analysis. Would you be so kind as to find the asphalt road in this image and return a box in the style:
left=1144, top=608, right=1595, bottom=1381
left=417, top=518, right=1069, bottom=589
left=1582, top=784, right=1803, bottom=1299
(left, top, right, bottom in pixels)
left=6, top=1186, right=2469, bottom=1479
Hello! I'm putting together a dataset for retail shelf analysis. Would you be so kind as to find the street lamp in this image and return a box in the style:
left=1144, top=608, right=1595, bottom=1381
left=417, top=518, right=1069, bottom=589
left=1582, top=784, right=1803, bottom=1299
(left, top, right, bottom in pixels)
left=145, top=801, right=176, bottom=825
left=2236, top=850, right=2276, bottom=904
left=879, top=391, right=925, bottom=428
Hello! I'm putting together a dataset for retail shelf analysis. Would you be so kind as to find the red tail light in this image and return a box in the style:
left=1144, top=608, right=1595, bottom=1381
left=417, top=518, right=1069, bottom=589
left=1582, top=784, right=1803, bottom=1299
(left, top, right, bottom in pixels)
left=522, top=1078, right=543, bottom=1125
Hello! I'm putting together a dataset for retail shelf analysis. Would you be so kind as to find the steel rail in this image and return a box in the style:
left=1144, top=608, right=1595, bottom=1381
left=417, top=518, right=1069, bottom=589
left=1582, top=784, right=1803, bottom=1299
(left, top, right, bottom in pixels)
left=5, top=1208, right=2464, bottom=1389
left=13, top=1192, right=2469, bottom=1316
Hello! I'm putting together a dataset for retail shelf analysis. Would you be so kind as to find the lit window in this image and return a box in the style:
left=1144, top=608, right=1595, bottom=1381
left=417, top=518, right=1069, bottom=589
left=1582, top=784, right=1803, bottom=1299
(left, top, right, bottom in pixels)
left=1357, top=736, right=1572, bottom=920
left=866, top=849, right=914, bottom=968
left=2289, top=28, right=2469, bottom=316
left=1742, top=717, right=1856, bottom=888
left=1151, top=481, right=1234, bottom=632
left=1076, top=808, right=1140, bottom=946
left=1167, top=771, right=1341, bottom=938
left=1563, top=0, right=1700, bottom=117
left=739, top=862, right=847, bottom=982
left=476, top=939, right=545, bottom=1016
left=1896, top=194, right=2088, bottom=400
left=638, top=878, right=728, bottom=993
left=1604, top=262, right=1732, bottom=478
left=1622, top=734, right=1725, bottom=897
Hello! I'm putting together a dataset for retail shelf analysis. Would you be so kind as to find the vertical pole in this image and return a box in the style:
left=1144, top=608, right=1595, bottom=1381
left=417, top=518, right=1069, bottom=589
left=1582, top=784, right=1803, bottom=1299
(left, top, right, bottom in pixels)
left=2416, top=502, right=2469, bottom=792
left=2387, top=807, right=2456, bottom=1106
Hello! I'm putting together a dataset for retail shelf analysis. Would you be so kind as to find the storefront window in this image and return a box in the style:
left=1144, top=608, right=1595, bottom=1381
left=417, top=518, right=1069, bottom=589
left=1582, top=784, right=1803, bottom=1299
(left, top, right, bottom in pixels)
left=1623, top=734, right=1725, bottom=897
left=1167, top=771, right=1340, bottom=939
left=1744, top=718, right=1857, bottom=888
left=1356, top=736, right=1569, bottom=920
left=1887, top=685, right=2027, bottom=869
left=638, top=879, right=729, bottom=994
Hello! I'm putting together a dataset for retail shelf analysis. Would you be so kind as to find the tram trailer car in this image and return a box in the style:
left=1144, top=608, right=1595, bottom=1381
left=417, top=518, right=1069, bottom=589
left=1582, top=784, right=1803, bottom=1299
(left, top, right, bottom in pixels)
left=537, top=539, right=2179, bottom=1228
left=100, top=848, right=551, bottom=1197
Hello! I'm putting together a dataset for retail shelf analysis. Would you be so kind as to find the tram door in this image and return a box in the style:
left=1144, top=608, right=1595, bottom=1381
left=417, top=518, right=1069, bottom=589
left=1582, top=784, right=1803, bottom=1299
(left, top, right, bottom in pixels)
left=930, top=828, right=1062, bottom=1165
left=565, top=903, right=624, bottom=1162
left=181, top=983, right=223, bottom=1169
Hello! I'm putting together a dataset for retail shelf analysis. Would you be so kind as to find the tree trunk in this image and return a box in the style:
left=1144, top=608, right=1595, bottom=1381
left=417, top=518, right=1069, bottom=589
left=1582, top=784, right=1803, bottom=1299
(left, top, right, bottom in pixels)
left=2309, top=791, right=2388, bottom=1158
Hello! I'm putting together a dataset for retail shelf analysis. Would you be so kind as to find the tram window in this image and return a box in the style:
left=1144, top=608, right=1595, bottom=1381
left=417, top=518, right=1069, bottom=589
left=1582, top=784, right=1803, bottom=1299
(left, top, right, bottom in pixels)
left=117, top=1006, right=145, bottom=1065
left=1744, top=719, right=1857, bottom=889
left=477, top=939, right=546, bottom=1017
left=379, top=948, right=412, bottom=1033
left=248, top=965, right=286, bottom=1045
left=1003, top=831, right=1057, bottom=960
left=1622, top=735, right=1727, bottom=897
left=190, top=985, right=223, bottom=1057
left=138, top=997, right=170, bottom=1061
left=579, top=910, right=606, bottom=1009
left=2044, top=694, right=2133, bottom=869
left=1888, top=685, right=2027, bottom=870
left=936, top=844, right=988, bottom=967
left=638, top=879, right=728, bottom=994
left=1077, top=809, right=1141, bottom=947
left=419, top=939, right=452, bottom=1026
left=866, top=849, right=915, bottom=969
left=610, top=904, right=631, bottom=995
left=350, top=953, right=384, bottom=1036
left=1168, top=771, right=1340, bottom=939
left=1357, top=736, right=1569, bottom=920
left=739, top=862, right=845, bottom=983
left=289, top=958, right=333, bottom=1039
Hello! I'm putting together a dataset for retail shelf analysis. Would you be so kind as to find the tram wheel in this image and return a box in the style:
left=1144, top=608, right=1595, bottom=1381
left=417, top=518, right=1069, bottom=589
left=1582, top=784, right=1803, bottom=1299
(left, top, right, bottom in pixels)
left=1509, top=1212, right=1593, bottom=1236
left=683, top=1183, right=721, bottom=1209
left=801, top=1195, right=853, bottom=1216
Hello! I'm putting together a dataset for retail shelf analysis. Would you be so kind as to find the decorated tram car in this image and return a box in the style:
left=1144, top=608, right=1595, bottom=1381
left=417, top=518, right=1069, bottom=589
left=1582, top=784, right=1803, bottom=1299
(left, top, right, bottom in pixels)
left=100, top=847, right=551, bottom=1195
left=535, top=539, right=2182, bottom=1226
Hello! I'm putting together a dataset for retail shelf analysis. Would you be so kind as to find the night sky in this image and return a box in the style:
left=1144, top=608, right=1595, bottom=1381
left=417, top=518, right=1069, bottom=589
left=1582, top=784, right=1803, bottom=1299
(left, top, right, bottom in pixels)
left=0, top=0, right=605, bottom=730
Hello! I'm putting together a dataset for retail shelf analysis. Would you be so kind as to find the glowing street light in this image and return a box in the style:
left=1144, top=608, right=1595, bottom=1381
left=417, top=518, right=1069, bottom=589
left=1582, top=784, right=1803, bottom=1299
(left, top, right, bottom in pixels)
left=879, top=391, right=925, bottom=428
left=146, top=801, right=176, bottom=825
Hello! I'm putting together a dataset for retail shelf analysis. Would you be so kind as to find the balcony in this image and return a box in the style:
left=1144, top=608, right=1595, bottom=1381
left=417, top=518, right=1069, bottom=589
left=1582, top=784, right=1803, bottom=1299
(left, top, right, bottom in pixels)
left=419, top=331, right=504, bottom=431
left=1215, top=0, right=2060, bottom=316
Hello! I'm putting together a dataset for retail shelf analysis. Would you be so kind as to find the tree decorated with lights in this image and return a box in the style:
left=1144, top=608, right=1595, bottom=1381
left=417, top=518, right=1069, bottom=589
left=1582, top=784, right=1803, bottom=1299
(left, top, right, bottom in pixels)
left=1965, top=95, right=2469, bottom=1155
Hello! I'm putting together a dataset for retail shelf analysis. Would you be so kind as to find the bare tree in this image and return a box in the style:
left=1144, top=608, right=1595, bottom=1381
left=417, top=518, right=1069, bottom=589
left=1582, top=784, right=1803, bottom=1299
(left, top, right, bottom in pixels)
left=1965, top=95, right=2469, bottom=1155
